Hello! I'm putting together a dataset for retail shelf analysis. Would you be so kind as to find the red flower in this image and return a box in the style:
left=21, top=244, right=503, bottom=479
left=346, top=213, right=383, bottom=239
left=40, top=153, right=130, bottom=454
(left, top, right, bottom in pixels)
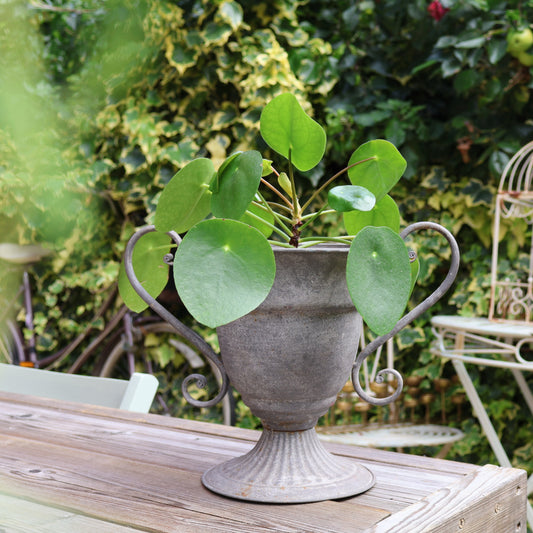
left=428, top=1, right=449, bottom=22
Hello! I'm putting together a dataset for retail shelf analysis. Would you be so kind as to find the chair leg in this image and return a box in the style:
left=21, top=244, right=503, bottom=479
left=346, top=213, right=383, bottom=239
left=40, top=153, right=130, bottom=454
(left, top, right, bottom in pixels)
left=435, top=442, right=454, bottom=459
left=527, top=500, right=533, bottom=530
left=451, top=359, right=513, bottom=469
left=452, top=359, right=533, bottom=529
left=510, top=367, right=533, bottom=418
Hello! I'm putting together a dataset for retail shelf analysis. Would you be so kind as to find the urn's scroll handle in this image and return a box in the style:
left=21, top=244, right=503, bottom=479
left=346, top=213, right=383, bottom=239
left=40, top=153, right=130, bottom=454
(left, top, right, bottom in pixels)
left=123, top=225, right=230, bottom=408
left=351, top=221, right=460, bottom=406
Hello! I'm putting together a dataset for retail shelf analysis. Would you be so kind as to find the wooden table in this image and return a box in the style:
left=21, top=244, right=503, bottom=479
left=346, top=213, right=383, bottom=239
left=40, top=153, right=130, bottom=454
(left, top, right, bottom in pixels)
left=0, top=391, right=527, bottom=532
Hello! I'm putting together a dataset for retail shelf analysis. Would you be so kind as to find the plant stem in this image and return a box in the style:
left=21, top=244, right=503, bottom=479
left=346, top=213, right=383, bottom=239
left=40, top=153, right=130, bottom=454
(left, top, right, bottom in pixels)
left=300, top=209, right=336, bottom=220
left=287, top=150, right=304, bottom=247
left=266, top=201, right=293, bottom=216
left=260, top=178, right=293, bottom=209
left=252, top=201, right=292, bottom=224
left=299, top=236, right=354, bottom=244
left=244, top=209, right=291, bottom=242
left=298, top=204, right=329, bottom=233
left=287, top=150, right=300, bottom=221
left=267, top=240, right=295, bottom=248
left=300, top=157, right=376, bottom=213
left=255, top=192, right=293, bottom=238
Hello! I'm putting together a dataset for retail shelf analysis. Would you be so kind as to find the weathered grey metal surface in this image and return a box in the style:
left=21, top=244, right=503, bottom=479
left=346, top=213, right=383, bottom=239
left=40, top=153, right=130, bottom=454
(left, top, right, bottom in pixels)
left=217, top=245, right=361, bottom=432
left=209, top=245, right=372, bottom=502
left=123, top=225, right=230, bottom=408
left=202, top=427, right=374, bottom=503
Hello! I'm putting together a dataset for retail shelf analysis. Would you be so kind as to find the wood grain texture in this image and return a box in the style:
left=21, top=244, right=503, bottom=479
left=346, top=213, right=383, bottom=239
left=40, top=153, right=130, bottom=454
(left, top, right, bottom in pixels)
left=0, top=392, right=527, bottom=532
left=371, top=464, right=527, bottom=532
left=0, top=493, right=142, bottom=532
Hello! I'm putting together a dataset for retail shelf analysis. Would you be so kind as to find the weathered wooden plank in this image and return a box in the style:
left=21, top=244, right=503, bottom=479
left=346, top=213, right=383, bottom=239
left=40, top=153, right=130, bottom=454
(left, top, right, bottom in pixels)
left=0, top=395, right=468, bottom=513
left=0, top=435, right=390, bottom=533
left=0, top=393, right=475, bottom=474
left=368, top=464, right=527, bottom=533
left=0, top=493, right=143, bottom=533
left=0, top=391, right=474, bottom=474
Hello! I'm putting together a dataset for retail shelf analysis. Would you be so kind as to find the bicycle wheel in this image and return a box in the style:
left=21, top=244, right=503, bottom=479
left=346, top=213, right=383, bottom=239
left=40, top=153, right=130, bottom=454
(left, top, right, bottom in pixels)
left=0, top=320, right=24, bottom=365
left=99, top=321, right=235, bottom=425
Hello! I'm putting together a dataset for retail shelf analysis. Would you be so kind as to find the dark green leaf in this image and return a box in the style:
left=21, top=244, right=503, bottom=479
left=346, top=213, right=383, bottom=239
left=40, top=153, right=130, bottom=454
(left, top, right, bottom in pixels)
left=441, top=58, right=461, bottom=78
left=346, top=226, right=411, bottom=335
left=353, top=110, right=389, bottom=127
left=487, top=39, right=507, bottom=64
left=211, top=151, right=263, bottom=220
left=455, top=37, right=485, bottom=49
left=489, top=150, right=510, bottom=177
left=154, top=158, right=214, bottom=233
left=118, top=232, right=171, bottom=313
left=435, top=36, right=457, bottom=48
left=453, top=70, right=478, bottom=93
left=328, top=185, right=375, bottom=212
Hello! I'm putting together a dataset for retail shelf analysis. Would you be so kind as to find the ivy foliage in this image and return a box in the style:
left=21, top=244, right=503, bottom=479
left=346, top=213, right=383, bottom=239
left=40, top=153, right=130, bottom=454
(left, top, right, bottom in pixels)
left=2, top=0, right=533, bottom=470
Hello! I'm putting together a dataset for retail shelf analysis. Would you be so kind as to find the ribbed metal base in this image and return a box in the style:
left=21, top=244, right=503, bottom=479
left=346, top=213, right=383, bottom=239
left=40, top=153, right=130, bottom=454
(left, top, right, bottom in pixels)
left=202, top=427, right=375, bottom=503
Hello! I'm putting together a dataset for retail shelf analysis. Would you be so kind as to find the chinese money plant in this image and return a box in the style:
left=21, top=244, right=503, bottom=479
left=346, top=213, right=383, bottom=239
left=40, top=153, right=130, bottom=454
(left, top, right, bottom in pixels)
left=119, top=93, right=416, bottom=336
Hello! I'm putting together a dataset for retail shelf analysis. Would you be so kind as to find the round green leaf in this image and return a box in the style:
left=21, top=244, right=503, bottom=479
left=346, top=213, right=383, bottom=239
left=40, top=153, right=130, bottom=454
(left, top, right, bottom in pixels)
left=211, top=151, right=263, bottom=220
left=211, top=151, right=242, bottom=193
left=328, top=185, right=375, bottom=213
left=260, top=93, right=326, bottom=172
left=347, top=140, right=406, bottom=202
left=173, top=219, right=276, bottom=328
left=118, top=231, right=171, bottom=313
left=343, top=195, right=400, bottom=235
left=346, top=226, right=411, bottom=336
left=154, top=158, right=214, bottom=233
left=240, top=202, right=275, bottom=238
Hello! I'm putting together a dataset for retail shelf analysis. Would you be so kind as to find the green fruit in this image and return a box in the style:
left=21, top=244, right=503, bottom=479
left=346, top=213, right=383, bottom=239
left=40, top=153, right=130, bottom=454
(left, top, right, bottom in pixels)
left=518, top=51, right=533, bottom=67
left=507, top=28, right=533, bottom=56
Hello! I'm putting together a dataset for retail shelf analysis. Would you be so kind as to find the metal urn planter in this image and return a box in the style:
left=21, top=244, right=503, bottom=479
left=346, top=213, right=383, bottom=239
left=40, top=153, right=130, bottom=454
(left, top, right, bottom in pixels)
left=124, top=221, right=459, bottom=504
left=205, top=244, right=371, bottom=502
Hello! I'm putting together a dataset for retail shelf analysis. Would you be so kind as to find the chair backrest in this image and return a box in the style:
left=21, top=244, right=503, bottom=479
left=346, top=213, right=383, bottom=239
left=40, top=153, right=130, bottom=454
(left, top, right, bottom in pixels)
left=0, top=363, right=158, bottom=413
left=489, top=141, right=533, bottom=323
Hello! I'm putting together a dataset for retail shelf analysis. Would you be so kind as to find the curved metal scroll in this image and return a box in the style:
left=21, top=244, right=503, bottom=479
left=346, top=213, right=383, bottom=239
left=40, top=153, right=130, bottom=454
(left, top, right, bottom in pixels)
left=351, top=221, right=460, bottom=406
left=124, top=225, right=230, bottom=408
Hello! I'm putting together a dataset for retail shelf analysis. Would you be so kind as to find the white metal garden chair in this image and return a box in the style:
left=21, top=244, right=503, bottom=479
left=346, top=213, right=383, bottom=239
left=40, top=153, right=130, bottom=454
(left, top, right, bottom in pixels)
left=0, top=363, right=158, bottom=413
left=430, top=140, right=533, bottom=528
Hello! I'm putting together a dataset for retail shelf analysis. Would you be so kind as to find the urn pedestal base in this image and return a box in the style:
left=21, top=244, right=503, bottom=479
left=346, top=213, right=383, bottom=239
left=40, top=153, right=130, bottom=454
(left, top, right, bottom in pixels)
left=202, top=427, right=375, bottom=503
